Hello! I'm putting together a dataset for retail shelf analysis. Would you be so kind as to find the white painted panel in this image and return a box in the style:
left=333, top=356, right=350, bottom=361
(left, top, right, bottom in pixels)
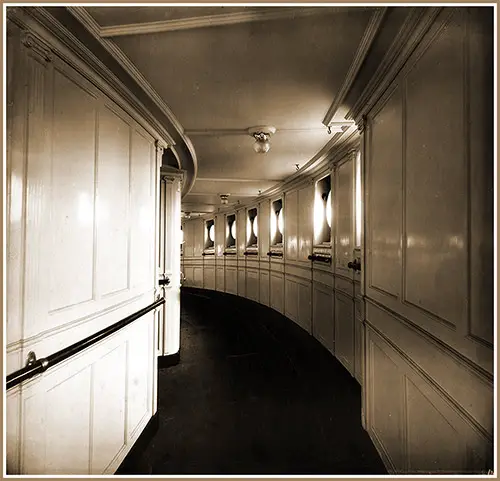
left=298, top=282, right=312, bottom=333
left=368, top=86, right=402, bottom=297
left=183, top=266, right=194, bottom=287
left=285, top=190, right=298, bottom=261
left=238, top=268, right=246, bottom=297
left=285, top=276, right=298, bottom=322
left=45, top=367, right=92, bottom=474
left=469, top=8, right=494, bottom=346
left=237, top=209, right=246, bottom=257
left=216, top=266, right=225, bottom=292
left=312, top=285, right=334, bottom=353
left=193, top=267, right=203, bottom=287
left=225, top=267, right=237, bottom=295
left=298, top=185, right=314, bottom=261
left=126, top=318, right=151, bottom=439
left=215, top=213, right=225, bottom=257
left=49, top=68, right=96, bottom=311
left=335, top=292, right=355, bottom=376
left=130, top=130, right=154, bottom=289
left=246, top=270, right=259, bottom=302
left=204, top=266, right=215, bottom=290
left=193, top=219, right=204, bottom=257
left=404, top=10, right=466, bottom=328
left=259, top=199, right=270, bottom=259
left=97, top=106, right=130, bottom=297
left=406, top=378, right=464, bottom=472
left=270, top=272, right=284, bottom=314
left=335, top=157, right=354, bottom=275
left=91, top=344, right=127, bottom=473
left=368, top=338, right=405, bottom=472
left=184, top=222, right=194, bottom=258
left=259, top=270, right=270, bottom=306
left=6, top=390, right=20, bottom=474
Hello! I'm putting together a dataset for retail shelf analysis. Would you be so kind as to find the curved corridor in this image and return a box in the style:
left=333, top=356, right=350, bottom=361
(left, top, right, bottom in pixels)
left=118, top=288, right=386, bottom=475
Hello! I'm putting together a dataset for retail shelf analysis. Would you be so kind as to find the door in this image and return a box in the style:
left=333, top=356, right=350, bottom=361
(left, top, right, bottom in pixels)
left=334, top=153, right=357, bottom=377
left=158, top=170, right=182, bottom=357
left=6, top=17, right=163, bottom=474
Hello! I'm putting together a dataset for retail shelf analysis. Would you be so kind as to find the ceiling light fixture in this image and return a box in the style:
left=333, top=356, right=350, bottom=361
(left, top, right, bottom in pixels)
left=248, top=126, right=276, bottom=154
left=220, top=194, right=229, bottom=205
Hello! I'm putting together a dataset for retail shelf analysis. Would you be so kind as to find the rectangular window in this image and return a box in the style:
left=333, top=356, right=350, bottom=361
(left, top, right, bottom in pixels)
left=204, top=219, right=215, bottom=250
left=314, top=175, right=332, bottom=245
left=246, top=207, right=258, bottom=247
left=271, top=199, right=283, bottom=246
left=226, top=214, right=236, bottom=248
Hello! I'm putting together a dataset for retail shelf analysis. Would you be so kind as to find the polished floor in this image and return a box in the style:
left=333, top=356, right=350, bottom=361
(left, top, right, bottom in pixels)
left=117, top=287, right=387, bottom=475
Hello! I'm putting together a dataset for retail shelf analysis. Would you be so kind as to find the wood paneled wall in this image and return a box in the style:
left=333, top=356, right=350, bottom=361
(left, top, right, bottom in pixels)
left=181, top=8, right=493, bottom=474
left=362, top=7, right=493, bottom=473
left=7, top=13, right=165, bottom=474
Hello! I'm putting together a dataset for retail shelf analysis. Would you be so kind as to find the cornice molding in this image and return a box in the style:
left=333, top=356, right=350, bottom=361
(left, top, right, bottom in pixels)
left=9, top=7, right=176, bottom=152
left=66, top=6, right=198, bottom=196
left=322, top=7, right=387, bottom=127
left=98, top=7, right=350, bottom=38
left=21, top=31, right=53, bottom=63
left=346, top=6, right=442, bottom=123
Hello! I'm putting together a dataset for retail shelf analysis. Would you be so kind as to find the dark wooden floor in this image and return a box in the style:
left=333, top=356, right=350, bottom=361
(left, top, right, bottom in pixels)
left=117, top=287, right=386, bottom=475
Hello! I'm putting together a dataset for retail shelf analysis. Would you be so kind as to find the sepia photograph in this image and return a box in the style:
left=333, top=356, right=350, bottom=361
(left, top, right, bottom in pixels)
left=4, top=2, right=495, bottom=476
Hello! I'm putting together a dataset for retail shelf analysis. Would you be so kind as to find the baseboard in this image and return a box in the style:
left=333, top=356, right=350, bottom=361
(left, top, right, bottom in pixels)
left=115, top=413, right=159, bottom=474
left=158, top=351, right=180, bottom=369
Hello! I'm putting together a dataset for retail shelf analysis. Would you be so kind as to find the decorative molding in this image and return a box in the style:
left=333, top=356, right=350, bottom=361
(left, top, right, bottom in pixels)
left=97, top=7, right=353, bottom=38
left=21, top=31, right=53, bottom=63
left=9, top=7, right=176, bottom=151
left=347, top=7, right=442, bottom=123
left=64, top=6, right=198, bottom=196
left=322, top=7, right=387, bottom=126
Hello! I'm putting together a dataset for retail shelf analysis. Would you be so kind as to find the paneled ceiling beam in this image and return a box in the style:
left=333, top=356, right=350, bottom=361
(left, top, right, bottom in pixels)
left=322, top=7, right=387, bottom=127
left=196, top=177, right=280, bottom=183
left=98, top=7, right=360, bottom=37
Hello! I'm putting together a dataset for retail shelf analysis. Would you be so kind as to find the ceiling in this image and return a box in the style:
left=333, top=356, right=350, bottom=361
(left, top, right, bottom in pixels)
left=71, top=5, right=397, bottom=216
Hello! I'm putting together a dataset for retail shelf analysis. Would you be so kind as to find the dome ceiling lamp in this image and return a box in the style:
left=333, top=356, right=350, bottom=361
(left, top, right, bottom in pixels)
left=220, top=194, right=230, bottom=205
left=248, top=126, right=276, bottom=154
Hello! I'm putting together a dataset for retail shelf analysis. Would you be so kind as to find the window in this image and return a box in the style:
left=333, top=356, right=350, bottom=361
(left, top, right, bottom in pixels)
left=314, top=175, right=332, bottom=245
left=204, top=219, right=215, bottom=250
left=246, top=207, right=258, bottom=247
left=226, top=214, right=236, bottom=248
left=355, top=151, right=362, bottom=248
left=271, top=199, right=283, bottom=246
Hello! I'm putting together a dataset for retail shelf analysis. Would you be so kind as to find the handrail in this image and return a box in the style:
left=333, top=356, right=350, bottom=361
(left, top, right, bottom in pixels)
left=6, top=297, right=165, bottom=391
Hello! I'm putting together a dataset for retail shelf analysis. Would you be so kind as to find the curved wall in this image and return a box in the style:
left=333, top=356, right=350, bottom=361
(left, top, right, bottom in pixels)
left=182, top=7, right=494, bottom=474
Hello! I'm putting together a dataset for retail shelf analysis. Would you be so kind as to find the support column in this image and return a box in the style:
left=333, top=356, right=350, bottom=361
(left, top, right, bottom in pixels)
left=158, top=164, right=183, bottom=366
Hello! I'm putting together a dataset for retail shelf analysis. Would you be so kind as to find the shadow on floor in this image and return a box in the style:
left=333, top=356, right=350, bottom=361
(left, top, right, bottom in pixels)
left=117, top=287, right=387, bottom=475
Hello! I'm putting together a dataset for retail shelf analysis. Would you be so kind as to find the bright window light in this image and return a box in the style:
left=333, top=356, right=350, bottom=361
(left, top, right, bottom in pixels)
left=270, top=209, right=277, bottom=238
left=247, top=217, right=252, bottom=242
left=278, top=209, right=284, bottom=234
left=209, top=224, right=215, bottom=242
left=231, top=221, right=236, bottom=240
left=314, top=190, right=325, bottom=241
left=253, top=215, right=258, bottom=237
left=326, top=191, right=332, bottom=228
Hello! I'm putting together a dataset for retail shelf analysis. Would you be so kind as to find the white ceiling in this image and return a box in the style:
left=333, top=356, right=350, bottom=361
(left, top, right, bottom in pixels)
left=80, top=6, right=380, bottom=215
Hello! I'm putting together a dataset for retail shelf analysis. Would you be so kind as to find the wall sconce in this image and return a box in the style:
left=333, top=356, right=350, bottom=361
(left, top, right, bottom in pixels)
left=248, top=126, right=276, bottom=154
